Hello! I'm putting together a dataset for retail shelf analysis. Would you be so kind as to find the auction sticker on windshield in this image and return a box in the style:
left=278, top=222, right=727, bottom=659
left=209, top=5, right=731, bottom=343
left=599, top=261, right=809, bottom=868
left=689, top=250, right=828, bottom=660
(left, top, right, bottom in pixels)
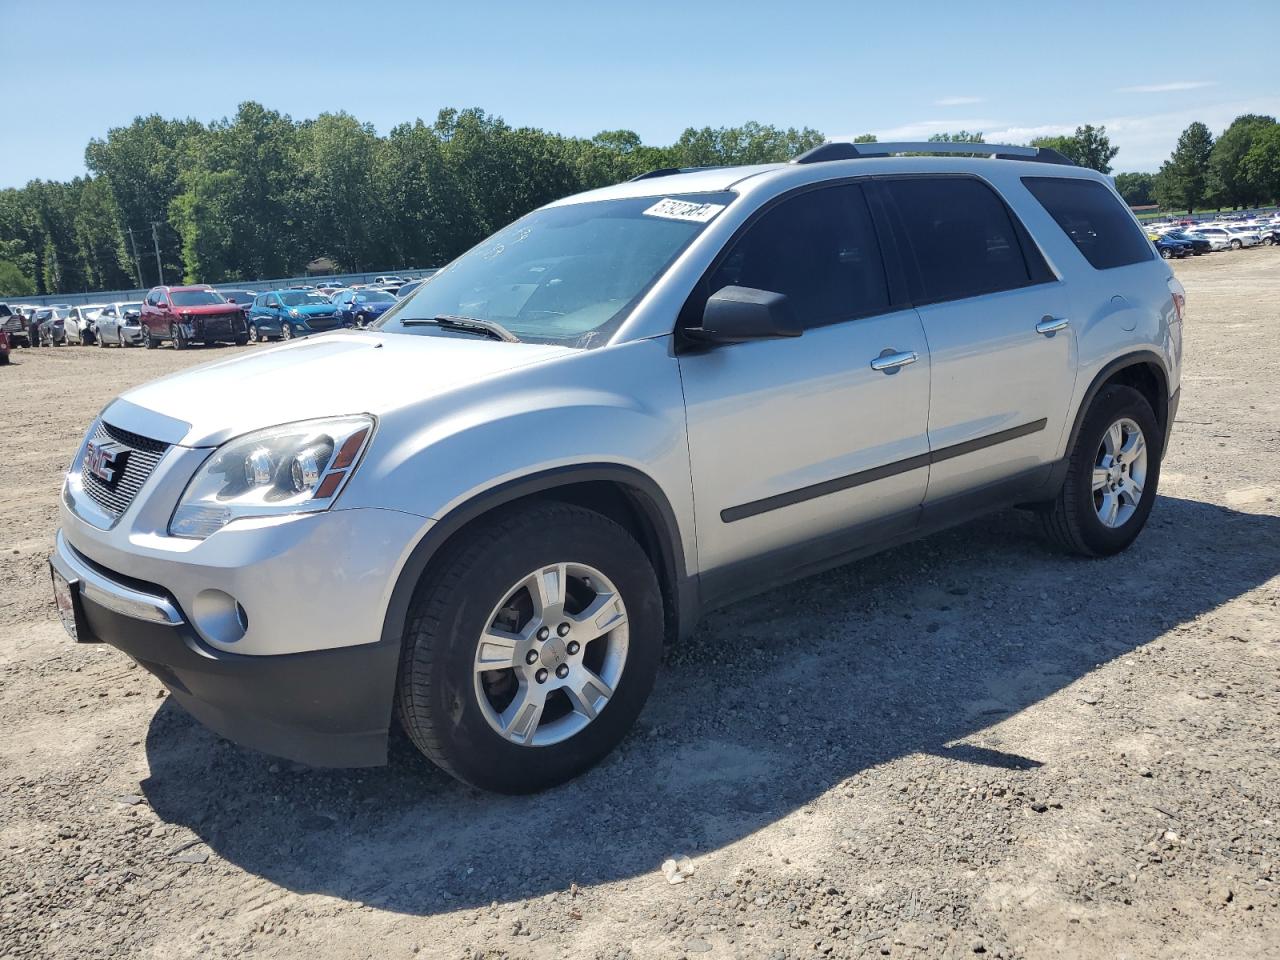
left=643, top=198, right=727, bottom=223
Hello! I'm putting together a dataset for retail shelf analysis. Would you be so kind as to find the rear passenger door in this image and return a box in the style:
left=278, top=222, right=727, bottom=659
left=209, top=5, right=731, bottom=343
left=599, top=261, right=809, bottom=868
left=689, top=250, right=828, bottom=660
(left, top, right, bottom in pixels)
left=679, top=182, right=932, bottom=600
left=875, top=176, right=1075, bottom=505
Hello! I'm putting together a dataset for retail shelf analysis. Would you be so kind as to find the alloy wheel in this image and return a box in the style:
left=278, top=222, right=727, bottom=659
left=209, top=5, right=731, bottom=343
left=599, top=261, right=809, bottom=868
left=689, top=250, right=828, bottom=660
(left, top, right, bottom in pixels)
left=1093, top=417, right=1148, bottom=529
left=473, top=562, right=629, bottom=747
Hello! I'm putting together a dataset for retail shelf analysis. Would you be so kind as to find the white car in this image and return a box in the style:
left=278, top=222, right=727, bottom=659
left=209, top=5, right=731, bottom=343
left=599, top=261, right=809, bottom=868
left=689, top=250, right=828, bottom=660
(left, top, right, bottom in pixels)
left=94, top=301, right=146, bottom=347
left=1183, top=228, right=1231, bottom=252
left=1223, top=226, right=1262, bottom=248
left=64, top=305, right=104, bottom=345
left=51, top=141, right=1184, bottom=793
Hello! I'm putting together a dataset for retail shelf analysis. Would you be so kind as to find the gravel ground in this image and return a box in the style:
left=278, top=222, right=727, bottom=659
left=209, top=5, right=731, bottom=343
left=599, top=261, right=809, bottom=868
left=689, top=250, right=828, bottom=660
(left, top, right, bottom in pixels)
left=1, top=251, right=1278, bottom=959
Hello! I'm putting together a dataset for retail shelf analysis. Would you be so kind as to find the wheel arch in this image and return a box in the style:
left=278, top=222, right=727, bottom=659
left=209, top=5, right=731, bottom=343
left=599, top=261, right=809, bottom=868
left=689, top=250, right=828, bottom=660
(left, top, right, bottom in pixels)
left=1066, top=351, right=1171, bottom=460
left=379, top=464, right=698, bottom=658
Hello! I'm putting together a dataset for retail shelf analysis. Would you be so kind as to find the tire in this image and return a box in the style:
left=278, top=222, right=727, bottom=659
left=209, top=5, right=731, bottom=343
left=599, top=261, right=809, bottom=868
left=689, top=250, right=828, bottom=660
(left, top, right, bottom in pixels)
left=396, top=502, right=663, bottom=793
left=1040, top=384, right=1161, bottom=557
left=171, top=325, right=187, bottom=350
left=282, top=323, right=294, bottom=340
left=249, top=323, right=261, bottom=343
left=1230, top=239, right=1242, bottom=250
left=145, top=328, right=157, bottom=349
left=234, top=335, right=249, bottom=346
left=96, top=331, right=105, bottom=347
left=1160, top=247, right=1172, bottom=260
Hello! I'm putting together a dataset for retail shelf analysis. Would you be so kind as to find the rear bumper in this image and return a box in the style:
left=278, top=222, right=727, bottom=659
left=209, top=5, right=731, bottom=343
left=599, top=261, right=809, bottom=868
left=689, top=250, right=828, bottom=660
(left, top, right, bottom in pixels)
left=50, top=530, right=401, bottom=767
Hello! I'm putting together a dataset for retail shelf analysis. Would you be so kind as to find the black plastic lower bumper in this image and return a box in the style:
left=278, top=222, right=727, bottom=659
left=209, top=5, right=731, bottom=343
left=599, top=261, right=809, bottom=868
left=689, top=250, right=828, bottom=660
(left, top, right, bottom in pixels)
left=80, top=593, right=399, bottom=768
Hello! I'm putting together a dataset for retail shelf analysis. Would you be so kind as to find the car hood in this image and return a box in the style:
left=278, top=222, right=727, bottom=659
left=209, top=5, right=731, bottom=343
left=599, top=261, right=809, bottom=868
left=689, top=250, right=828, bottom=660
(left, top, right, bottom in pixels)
left=107, top=330, right=577, bottom=447
left=283, top=303, right=338, bottom=317
left=173, top=303, right=239, bottom=316
left=354, top=300, right=393, bottom=312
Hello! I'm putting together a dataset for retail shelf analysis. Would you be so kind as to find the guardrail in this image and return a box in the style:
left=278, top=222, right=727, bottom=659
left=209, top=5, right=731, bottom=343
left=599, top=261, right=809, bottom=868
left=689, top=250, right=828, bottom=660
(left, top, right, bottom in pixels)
left=2, top=268, right=440, bottom=308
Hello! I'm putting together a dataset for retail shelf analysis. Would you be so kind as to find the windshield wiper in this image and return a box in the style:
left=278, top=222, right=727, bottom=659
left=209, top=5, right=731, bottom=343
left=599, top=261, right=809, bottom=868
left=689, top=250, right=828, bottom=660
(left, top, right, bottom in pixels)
left=400, top=315, right=521, bottom=342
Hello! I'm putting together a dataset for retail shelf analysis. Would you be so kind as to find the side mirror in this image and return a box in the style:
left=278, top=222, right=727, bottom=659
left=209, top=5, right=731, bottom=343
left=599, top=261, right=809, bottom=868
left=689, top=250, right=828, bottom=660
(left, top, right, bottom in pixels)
left=690, top=285, right=802, bottom=344
left=227, top=297, right=237, bottom=304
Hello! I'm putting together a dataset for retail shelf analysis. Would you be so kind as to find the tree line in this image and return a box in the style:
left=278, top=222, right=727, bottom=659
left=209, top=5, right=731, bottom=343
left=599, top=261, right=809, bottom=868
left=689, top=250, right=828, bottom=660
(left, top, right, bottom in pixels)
left=0, top=105, right=1274, bottom=297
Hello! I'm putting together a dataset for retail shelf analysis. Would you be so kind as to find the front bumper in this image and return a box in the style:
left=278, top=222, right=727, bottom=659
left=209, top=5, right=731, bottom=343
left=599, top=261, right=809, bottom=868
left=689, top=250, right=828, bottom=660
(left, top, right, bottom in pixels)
left=51, top=528, right=406, bottom=767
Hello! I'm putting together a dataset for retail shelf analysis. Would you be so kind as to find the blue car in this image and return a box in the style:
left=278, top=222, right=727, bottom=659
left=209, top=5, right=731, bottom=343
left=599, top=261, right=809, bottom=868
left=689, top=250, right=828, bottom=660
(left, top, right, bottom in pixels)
left=331, top=288, right=398, bottom=327
left=246, top=289, right=349, bottom=341
left=1152, top=235, right=1193, bottom=260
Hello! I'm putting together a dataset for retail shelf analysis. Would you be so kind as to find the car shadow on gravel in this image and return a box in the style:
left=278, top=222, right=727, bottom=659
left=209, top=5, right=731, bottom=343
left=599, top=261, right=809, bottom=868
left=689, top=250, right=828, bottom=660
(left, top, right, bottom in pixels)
left=141, top=494, right=1280, bottom=916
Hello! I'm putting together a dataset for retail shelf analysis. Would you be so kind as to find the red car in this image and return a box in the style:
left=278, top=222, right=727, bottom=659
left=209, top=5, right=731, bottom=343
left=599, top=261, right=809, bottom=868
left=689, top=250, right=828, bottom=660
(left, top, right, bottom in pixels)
left=141, top=285, right=249, bottom=349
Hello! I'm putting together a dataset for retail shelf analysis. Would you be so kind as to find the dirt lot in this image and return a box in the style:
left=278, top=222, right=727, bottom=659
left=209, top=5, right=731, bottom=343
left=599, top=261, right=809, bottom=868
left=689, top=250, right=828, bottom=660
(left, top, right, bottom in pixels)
left=1, top=252, right=1278, bottom=960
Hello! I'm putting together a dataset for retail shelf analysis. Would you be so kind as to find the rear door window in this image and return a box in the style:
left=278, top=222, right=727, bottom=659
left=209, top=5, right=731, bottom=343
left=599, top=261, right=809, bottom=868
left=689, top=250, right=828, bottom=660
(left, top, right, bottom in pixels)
left=704, top=183, right=890, bottom=329
left=1022, top=176, right=1153, bottom=270
left=880, top=176, right=1046, bottom=305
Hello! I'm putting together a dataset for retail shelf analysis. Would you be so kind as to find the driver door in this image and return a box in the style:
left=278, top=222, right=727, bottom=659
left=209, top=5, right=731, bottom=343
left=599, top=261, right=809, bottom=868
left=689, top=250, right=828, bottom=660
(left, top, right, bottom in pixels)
left=678, top=182, right=932, bottom=603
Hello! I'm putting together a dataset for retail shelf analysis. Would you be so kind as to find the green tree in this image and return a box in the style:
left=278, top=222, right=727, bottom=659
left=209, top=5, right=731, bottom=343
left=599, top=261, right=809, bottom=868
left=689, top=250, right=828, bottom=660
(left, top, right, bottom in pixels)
left=297, top=112, right=383, bottom=272
left=1155, top=122, right=1215, bottom=213
left=0, top=259, right=35, bottom=296
left=1114, top=172, right=1157, bottom=206
left=1241, top=124, right=1280, bottom=203
left=86, top=115, right=206, bottom=285
left=1208, top=114, right=1277, bottom=208
left=672, top=122, right=824, bottom=166
left=927, top=131, right=985, bottom=143
left=1032, top=124, right=1119, bottom=173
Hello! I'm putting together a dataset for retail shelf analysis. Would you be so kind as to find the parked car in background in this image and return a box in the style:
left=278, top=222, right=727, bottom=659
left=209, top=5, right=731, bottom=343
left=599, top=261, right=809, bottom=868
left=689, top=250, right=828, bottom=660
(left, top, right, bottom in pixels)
left=141, top=285, right=250, bottom=349
left=1221, top=225, right=1262, bottom=249
left=219, top=289, right=258, bottom=319
left=331, top=287, right=397, bottom=326
left=395, top=278, right=426, bottom=299
left=1151, top=233, right=1193, bottom=260
left=49, top=143, right=1183, bottom=792
left=36, top=307, right=68, bottom=345
left=1256, top=224, right=1279, bottom=246
left=64, top=306, right=103, bottom=345
left=247, top=289, right=347, bottom=341
left=1163, top=230, right=1210, bottom=255
left=94, top=301, right=145, bottom=347
left=1, top=303, right=30, bottom=348
left=373, top=275, right=408, bottom=286
left=1190, top=226, right=1236, bottom=250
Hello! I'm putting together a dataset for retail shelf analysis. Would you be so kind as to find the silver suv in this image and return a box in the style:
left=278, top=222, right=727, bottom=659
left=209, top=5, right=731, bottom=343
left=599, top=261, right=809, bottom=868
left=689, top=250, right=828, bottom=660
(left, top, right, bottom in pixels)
left=50, top=142, right=1183, bottom=793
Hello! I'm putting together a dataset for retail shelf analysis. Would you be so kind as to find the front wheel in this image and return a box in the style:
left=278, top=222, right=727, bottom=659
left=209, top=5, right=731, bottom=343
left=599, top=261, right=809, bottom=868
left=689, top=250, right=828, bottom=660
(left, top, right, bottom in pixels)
left=171, top=325, right=187, bottom=350
left=1230, top=239, right=1242, bottom=250
left=1040, top=385, right=1161, bottom=557
left=281, top=322, right=295, bottom=340
left=396, top=502, right=663, bottom=793
left=1160, top=247, right=1173, bottom=260
left=144, top=328, right=157, bottom=349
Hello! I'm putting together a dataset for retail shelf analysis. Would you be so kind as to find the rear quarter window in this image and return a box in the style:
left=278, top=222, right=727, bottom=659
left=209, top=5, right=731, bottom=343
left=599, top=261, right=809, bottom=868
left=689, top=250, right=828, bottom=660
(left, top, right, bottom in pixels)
left=1022, top=177, right=1153, bottom=270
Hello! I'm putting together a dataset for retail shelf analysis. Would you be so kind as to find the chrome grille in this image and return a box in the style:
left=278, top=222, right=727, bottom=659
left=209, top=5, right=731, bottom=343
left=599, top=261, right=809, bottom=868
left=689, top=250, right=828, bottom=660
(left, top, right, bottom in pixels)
left=80, top=421, right=169, bottom=518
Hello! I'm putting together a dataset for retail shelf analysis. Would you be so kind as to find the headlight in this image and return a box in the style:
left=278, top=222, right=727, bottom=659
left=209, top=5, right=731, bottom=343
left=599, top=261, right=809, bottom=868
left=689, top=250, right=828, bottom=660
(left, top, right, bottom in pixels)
left=289, top=308, right=303, bottom=318
left=169, top=416, right=374, bottom=539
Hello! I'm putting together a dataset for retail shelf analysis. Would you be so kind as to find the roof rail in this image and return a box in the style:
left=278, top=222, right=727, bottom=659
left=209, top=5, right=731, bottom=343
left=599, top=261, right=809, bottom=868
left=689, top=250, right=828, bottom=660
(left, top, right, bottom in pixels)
left=627, top=166, right=725, bottom=181
left=792, top=141, right=1075, bottom=166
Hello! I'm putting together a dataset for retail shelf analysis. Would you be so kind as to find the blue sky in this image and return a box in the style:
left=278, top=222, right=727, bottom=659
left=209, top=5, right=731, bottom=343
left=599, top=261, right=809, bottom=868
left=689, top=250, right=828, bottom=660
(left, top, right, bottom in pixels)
left=2, top=0, right=1278, bottom=188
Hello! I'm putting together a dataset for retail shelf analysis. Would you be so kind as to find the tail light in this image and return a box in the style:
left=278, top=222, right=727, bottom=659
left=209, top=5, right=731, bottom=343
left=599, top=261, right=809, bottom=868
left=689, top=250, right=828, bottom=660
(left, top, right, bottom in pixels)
left=1168, top=278, right=1186, bottom=323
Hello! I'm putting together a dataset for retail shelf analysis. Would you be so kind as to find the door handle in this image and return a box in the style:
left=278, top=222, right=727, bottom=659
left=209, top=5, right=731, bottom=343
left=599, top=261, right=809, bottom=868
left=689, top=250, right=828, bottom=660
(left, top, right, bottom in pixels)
left=870, top=349, right=919, bottom=373
left=1036, top=316, right=1069, bottom=335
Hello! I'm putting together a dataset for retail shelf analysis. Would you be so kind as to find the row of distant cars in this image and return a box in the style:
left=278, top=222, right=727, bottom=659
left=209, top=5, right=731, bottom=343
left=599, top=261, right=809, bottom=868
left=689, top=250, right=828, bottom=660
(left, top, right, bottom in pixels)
left=1143, top=214, right=1280, bottom=260
left=0, top=274, right=427, bottom=359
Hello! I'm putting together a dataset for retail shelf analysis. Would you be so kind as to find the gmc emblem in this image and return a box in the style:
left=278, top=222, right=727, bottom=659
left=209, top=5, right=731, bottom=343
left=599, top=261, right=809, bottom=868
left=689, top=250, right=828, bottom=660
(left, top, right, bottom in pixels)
left=84, top=439, right=128, bottom=485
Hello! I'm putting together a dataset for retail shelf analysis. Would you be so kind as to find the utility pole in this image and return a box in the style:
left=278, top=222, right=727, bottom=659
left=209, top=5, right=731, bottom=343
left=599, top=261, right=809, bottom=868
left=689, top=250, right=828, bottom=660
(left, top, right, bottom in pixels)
left=126, top=227, right=144, bottom=288
left=150, top=221, right=164, bottom=286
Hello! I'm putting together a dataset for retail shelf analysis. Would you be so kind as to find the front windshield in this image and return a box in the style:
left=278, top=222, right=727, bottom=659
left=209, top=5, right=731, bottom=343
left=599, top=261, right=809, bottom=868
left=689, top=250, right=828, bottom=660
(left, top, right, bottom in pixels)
left=356, top=290, right=396, bottom=304
left=171, top=290, right=226, bottom=306
left=376, top=191, right=736, bottom=347
left=280, top=291, right=331, bottom=306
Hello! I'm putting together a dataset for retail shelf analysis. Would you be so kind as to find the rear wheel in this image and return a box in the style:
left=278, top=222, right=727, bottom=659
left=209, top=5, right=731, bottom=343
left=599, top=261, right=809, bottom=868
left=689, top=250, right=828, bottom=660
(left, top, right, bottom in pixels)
left=396, top=502, right=663, bottom=793
left=1230, top=239, right=1242, bottom=250
left=249, top=323, right=261, bottom=343
left=1040, top=385, right=1160, bottom=557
